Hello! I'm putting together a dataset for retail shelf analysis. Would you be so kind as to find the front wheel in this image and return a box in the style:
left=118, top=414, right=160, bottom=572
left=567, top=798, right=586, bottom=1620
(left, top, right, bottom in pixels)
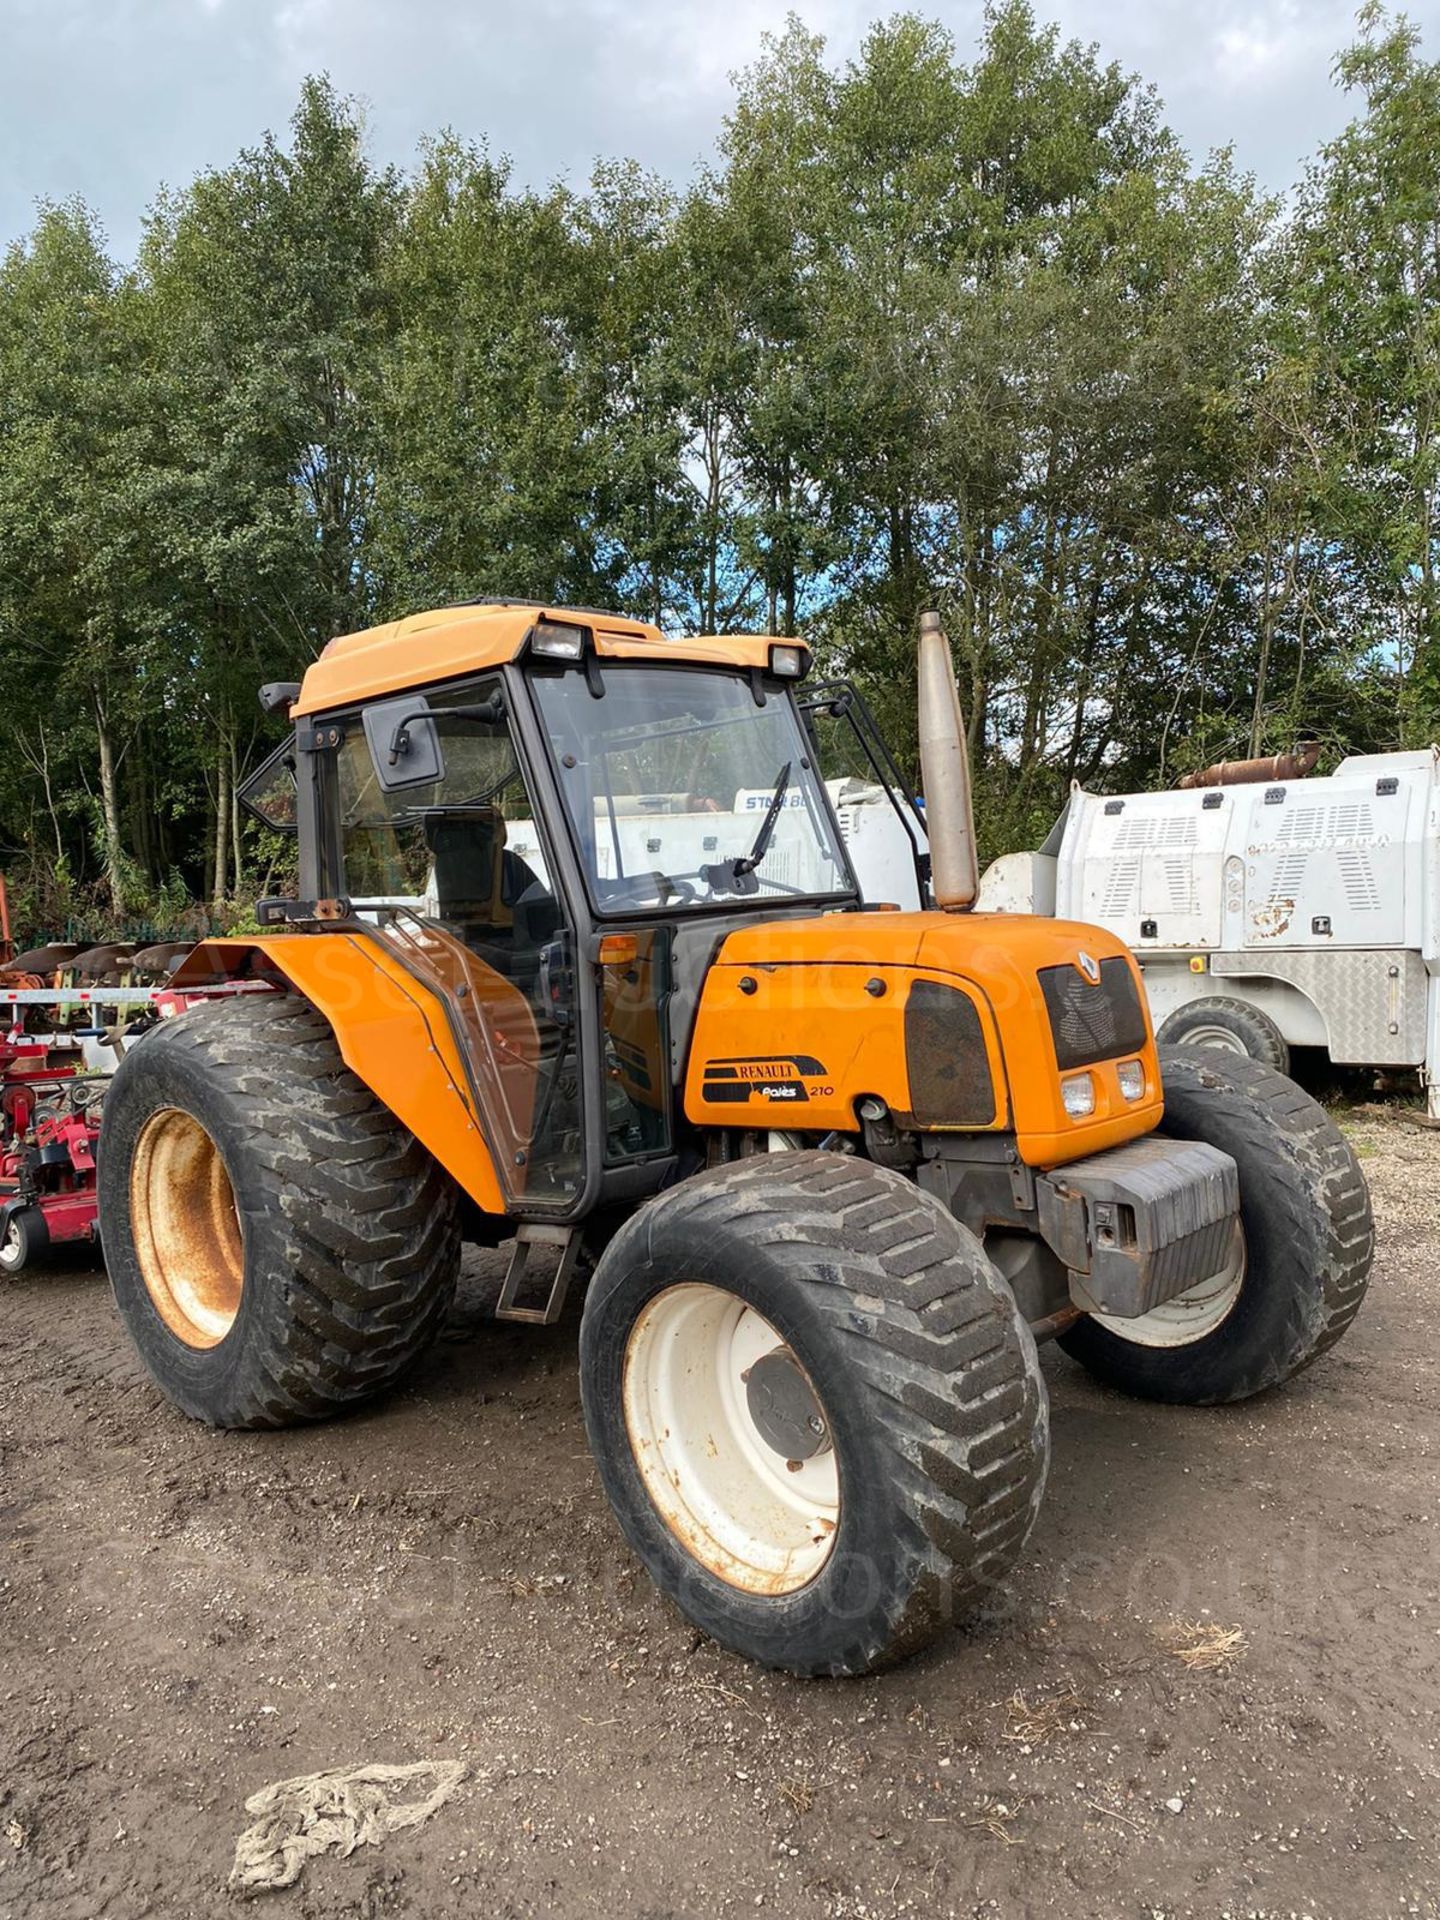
left=0, top=1206, right=48, bottom=1275
left=1060, top=1048, right=1373, bottom=1404
left=580, top=1151, right=1049, bottom=1677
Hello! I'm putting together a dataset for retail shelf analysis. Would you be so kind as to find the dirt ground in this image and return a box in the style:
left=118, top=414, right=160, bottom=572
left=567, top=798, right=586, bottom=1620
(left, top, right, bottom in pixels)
left=2, top=1111, right=1437, bottom=1920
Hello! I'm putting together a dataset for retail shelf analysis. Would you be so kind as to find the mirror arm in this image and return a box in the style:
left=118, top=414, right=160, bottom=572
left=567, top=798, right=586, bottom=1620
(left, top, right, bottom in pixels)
left=385, top=695, right=505, bottom=766
left=385, top=708, right=431, bottom=767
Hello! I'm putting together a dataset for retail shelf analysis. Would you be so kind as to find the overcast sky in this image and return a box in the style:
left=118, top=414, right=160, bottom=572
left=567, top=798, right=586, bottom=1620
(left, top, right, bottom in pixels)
left=2, top=0, right=1430, bottom=262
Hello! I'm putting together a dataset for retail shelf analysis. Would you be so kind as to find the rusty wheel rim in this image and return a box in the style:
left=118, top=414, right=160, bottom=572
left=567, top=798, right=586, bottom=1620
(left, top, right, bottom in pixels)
left=130, top=1107, right=245, bottom=1348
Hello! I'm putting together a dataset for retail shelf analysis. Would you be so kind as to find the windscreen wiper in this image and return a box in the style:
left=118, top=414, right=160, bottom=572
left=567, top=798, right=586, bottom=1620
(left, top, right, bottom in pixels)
left=736, top=760, right=792, bottom=874
left=702, top=760, right=792, bottom=893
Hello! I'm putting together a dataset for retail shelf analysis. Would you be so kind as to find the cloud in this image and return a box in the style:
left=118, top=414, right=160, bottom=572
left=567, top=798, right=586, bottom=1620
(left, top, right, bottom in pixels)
left=0, top=0, right=1378, bottom=262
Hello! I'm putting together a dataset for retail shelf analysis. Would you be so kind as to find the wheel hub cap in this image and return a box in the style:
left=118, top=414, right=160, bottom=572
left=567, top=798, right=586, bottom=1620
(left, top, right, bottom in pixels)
left=744, top=1347, right=831, bottom=1461
left=1184, top=1027, right=1248, bottom=1055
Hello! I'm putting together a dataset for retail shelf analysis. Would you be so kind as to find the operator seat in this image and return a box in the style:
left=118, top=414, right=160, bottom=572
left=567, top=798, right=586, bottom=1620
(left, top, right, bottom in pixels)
left=423, top=809, right=547, bottom=984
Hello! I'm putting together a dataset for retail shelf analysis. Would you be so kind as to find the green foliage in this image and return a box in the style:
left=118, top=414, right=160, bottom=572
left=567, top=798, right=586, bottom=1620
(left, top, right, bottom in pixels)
left=0, top=10, right=1436, bottom=944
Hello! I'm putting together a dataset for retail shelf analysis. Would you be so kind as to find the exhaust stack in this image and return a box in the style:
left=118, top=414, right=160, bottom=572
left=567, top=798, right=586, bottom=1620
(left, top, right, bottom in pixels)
left=916, top=610, right=978, bottom=911
left=1176, top=741, right=1321, bottom=789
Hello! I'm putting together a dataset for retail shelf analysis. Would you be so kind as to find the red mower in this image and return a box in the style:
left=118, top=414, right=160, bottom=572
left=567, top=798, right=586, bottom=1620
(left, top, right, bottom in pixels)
left=0, top=1039, right=103, bottom=1276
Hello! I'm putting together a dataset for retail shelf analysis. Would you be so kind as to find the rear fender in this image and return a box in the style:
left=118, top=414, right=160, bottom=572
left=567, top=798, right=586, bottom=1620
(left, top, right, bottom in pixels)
left=167, top=935, right=508, bottom=1214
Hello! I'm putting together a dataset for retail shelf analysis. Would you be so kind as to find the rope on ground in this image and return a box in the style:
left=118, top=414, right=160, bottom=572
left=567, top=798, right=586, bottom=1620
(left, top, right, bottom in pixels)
left=228, top=1758, right=468, bottom=1894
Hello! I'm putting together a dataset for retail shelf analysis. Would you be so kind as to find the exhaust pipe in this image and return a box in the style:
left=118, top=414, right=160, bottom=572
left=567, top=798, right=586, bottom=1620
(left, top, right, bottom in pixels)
left=1176, top=741, right=1321, bottom=789
left=916, top=610, right=978, bottom=911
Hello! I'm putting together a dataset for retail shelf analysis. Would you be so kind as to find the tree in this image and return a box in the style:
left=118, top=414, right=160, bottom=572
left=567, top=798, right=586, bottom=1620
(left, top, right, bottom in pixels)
left=0, top=203, right=151, bottom=913
left=0, top=11, right=1436, bottom=940
left=1293, top=5, right=1440, bottom=741
left=136, top=76, right=398, bottom=907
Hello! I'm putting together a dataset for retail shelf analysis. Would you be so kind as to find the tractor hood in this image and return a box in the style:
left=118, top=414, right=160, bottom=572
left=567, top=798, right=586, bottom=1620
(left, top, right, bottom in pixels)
left=684, top=910, right=1163, bottom=1168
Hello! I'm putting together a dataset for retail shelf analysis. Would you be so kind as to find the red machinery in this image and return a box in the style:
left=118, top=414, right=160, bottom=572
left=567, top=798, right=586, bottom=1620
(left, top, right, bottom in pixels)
left=0, top=974, right=246, bottom=1276
left=0, top=1033, right=101, bottom=1275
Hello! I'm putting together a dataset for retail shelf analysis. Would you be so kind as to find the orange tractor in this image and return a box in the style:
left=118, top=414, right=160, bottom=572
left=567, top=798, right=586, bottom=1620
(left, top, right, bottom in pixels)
left=97, top=604, right=1373, bottom=1675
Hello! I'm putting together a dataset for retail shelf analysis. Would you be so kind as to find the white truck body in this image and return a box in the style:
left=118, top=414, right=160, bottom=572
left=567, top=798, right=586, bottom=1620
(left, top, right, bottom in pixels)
left=977, top=748, right=1440, bottom=1114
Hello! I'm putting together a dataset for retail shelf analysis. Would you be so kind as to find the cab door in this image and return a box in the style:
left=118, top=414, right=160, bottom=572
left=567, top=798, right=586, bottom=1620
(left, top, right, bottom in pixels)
left=331, top=677, right=585, bottom=1213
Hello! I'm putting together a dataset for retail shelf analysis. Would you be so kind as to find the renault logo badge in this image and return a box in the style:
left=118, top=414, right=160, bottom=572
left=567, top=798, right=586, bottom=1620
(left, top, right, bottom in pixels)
left=1076, top=950, right=1101, bottom=984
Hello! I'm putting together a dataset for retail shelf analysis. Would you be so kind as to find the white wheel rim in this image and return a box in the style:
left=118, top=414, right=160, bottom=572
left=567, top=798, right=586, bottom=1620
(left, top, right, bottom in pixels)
left=0, top=1220, right=22, bottom=1270
left=1177, top=1025, right=1249, bottom=1056
left=623, top=1283, right=840, bottom=1595
left=1104, top=1221, right=1247, bottom=1348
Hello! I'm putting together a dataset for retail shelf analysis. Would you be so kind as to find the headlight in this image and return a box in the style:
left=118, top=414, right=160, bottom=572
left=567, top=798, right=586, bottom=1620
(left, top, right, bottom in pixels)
left=1060, top=1071, right=1095, bottom=1119
left=768, top=643, right=807, bottom=678
left=1117, top=1059, right=1146, bottom=1102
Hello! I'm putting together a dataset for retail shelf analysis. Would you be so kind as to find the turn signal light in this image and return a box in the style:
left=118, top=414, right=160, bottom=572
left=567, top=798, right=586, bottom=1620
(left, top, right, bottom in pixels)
left=596, top=933, right=638, bottom=969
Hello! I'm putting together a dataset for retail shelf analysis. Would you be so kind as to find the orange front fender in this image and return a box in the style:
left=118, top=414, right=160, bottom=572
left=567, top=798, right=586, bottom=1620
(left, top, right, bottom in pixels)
left=168, top=934, right=508, bottom=1214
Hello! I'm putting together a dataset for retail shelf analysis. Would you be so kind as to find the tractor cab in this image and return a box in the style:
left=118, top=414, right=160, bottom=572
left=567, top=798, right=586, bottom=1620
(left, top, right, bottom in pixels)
left=237, top=604, right=914, bottom=1220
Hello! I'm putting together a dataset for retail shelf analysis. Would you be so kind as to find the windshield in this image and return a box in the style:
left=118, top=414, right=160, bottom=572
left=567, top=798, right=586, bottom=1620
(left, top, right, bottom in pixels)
left=531, top=665, right=856, bottom=913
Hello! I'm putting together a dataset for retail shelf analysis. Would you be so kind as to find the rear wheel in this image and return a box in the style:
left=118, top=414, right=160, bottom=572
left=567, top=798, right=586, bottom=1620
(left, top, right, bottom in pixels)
left=1060, top=1048, right=1372, bottom=1403
left=1157, top=996, right=1290, bottom=1076
left=580, top=1151, right=1049, bottom=1677
left=99, top=994, right=460, bottom=1428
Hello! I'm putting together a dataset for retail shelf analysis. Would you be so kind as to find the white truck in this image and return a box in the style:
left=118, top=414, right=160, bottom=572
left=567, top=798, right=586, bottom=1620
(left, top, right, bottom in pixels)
left=978, top=747, right=1440, bottom=1114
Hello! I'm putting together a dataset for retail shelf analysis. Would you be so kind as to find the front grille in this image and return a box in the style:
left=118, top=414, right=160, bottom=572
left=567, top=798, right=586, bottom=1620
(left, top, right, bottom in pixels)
left=1039, top=957, right=1148, bottom=1070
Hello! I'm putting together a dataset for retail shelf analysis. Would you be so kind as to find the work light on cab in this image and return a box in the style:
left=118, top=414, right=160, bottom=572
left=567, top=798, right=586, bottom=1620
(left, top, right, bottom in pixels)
left=531, top=618, right=590, bottom=661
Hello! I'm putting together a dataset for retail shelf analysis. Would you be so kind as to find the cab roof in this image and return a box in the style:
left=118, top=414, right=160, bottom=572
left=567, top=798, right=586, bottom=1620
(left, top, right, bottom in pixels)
left=292, top=601, right=807, bottom=716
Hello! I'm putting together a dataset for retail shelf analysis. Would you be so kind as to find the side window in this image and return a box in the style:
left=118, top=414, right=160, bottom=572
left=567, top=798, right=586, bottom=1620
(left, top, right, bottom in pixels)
left=238, top=740, right=298, bottom=833
left=801, top=682, right=930, bottom=910
left=336, top=682, right=567, bottom=971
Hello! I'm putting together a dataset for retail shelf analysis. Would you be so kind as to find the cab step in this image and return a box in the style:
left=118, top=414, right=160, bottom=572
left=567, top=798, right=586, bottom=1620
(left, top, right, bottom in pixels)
left=495, top=1223, right=583, bottom=1326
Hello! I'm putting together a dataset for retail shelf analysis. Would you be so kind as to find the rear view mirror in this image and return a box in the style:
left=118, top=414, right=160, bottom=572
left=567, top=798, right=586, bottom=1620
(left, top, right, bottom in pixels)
left=363, top=695, right=445, bottom=792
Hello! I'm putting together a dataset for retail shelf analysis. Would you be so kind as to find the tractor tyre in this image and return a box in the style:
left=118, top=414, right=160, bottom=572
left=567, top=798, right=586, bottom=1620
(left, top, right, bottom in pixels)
left=98, top=993, right=460, bottom=1429
left=1156, top=996, right=1290, bottom=1076
left=0, top=1206, right=48, bottom=1276
left=1059, top=1047, right=1372, bottom=1404
left=579, top=1150, right=1049, bottom=1677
